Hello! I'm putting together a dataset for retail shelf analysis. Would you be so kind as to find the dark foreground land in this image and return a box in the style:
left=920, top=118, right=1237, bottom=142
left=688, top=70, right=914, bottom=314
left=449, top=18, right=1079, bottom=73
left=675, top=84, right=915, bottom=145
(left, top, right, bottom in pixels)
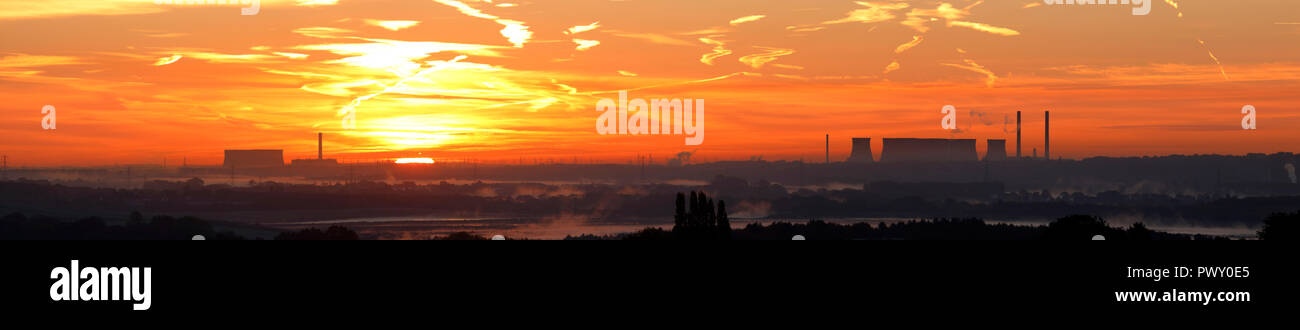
left=4, top=210, right=1294, bottom=240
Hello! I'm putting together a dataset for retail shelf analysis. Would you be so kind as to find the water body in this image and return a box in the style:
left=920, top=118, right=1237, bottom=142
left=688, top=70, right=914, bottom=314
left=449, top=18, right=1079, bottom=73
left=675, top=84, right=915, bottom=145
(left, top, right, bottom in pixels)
left=276, top=216, right=1259, bottom=240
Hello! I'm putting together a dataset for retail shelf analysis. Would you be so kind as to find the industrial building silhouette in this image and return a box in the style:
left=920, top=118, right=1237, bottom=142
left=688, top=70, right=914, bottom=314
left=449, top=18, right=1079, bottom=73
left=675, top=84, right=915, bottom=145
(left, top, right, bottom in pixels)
left=224, top=133, right=343, bottom=172
left=290, top=133, right=340, bottom=167
left=881, top=138, right=979, bottom=162
left=845, top=110, right=1047, bottom=163
left=847, top=138, right=874, bottom=163
left=985, top=139, right=1007, bottom=161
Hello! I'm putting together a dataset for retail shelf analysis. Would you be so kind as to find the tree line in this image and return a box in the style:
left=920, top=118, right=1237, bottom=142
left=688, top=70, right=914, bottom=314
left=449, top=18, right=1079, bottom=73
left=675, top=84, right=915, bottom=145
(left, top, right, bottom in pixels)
left=672, top=191, right=731, bottom=240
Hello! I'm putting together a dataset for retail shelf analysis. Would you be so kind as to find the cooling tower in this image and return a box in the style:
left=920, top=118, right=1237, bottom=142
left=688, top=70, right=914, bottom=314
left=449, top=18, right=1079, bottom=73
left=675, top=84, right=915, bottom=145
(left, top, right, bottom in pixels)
left=880, top=138, right=978, bottom=163
left=847, top=138, right=874, bottom=163
left=985, top=139, right=1007, bottom=161
left=223, top=150, right=284, bottom=168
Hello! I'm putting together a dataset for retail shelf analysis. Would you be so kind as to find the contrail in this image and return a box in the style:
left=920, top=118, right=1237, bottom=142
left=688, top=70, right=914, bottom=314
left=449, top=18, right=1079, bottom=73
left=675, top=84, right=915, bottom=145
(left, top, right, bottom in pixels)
left=1167, top=1, right=1228, bottom=81
left=1197, top=39, right=1229, bottom=81
left=337, top=55, right=469, bottom=127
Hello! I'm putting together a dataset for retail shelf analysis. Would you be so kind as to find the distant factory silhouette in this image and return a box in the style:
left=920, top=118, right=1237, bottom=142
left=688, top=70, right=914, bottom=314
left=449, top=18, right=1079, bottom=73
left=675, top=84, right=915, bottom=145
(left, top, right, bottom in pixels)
left=846, top=110, right=1048, bottom=163
left=224, top=133, right=340, bottom=169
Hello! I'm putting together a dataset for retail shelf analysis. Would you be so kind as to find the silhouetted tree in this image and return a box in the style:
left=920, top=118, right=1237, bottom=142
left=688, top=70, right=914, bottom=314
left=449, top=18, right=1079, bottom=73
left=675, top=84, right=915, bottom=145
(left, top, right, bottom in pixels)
left=717, top=200, right=731, bottom=239
left=1259, top=211, right=1298, bottom=240
left=1043, top=214, right=1125, bottom=240
left=128, top=211, right=145, bottom=225
left=438, top=231, right=488, bottom=240
left=671, top=190, right=731, bottom=240
left=623, top=227, right=673, bottom=240
left=1127, top=222, right=1153, bottom=240
left=275, top=226, right=359, bottom=240
left=0, top=212, right=246, bottom=240
left=674, top=192, right=687, bottom=229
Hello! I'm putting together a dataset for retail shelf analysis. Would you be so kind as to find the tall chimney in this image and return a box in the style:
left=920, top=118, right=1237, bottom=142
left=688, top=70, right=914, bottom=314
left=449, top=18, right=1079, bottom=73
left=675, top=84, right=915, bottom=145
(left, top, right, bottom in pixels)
left=1044, top=111, right=1050, bottom=160
left=825, top=134, right=830, bottom=164
left=1016, top=111, right=1021, bottom=159
left=318, top=133, right=323, bottom=160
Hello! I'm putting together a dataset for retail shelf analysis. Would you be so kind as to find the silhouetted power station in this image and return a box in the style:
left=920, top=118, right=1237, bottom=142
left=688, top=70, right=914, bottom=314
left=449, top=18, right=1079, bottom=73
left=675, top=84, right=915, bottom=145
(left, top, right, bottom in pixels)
left=880, top=138, right=978, bottom=162
left=291, top=132, right=340, bottom=167
left=843, top=110, right=1051, bottom=163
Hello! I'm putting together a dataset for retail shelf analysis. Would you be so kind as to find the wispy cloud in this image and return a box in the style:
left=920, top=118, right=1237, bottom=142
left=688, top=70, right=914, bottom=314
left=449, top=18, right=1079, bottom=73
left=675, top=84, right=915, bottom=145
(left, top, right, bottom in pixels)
left=729, top=15, right=766, bottom=26
left=152, top=54, right=183, bottom=66
left=738, top=46, right=795, bottom=69
left=611, top=32, right=695, bottom=46
left=822, top=2, right=909, bottom=25
left=434, top=0, right=533, bottom=47
left=163, top=51, right=279, bottom=64
left=947, top=21, right=1019, bottom=36
left=894, top=35, right=924, bottom=54
left=883, top=60, right=901, bottom=74
left=572, top=39, right=600, bottom=51
left=698, top=37, right=732, bottom=65
left=0, top=54, right=86, bottom=68
left=564, top=21, right=601, bottom=35
left=0, top=0, right=164, bottom=20
left=366, top=19, right=421, bottom=31
left=941, top=58, right=998, bottom=88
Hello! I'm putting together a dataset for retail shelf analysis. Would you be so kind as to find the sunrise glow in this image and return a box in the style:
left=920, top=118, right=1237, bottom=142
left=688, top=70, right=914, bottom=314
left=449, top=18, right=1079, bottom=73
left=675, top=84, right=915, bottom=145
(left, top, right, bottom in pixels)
left=394, top=157, right=435, bottom=164
left=0, top=1, right=1297, bottom=167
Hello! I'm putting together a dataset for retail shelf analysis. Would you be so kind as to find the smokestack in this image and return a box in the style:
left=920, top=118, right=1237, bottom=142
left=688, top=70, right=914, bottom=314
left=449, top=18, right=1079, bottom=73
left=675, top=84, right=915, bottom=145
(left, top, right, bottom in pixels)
left=825, top=134, right=830, bottom=164
left=318, top=133, right=323, bottom=160
left=1044, top=111, right=1050, bottom=160
left=1016, top=111, right=1021, bottom=159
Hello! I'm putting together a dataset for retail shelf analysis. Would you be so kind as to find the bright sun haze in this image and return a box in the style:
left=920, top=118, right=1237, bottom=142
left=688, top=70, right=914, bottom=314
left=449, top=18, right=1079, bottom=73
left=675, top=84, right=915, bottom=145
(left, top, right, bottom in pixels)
left=0, top=0, right=1297, bottom=166
left=394, top=158, right=435, bottom=164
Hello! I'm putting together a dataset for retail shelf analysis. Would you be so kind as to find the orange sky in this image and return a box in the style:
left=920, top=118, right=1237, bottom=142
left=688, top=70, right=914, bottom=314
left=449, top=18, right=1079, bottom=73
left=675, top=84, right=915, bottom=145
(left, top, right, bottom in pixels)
left=1, top=0, right=1298, bottom=167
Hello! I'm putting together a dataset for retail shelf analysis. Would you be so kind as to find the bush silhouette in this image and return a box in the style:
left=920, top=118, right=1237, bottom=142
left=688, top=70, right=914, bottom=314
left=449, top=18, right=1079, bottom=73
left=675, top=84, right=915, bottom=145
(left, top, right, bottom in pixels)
left=439, top=231, right=489, bottom=240
left=275, top=226, right=359, bottom=240
left=0, top=212, right=245, bottom=240
left=1042, top=215, right=1126, bottom=240
left=670, top=191, right=731, bottom=240
left=1258, top=211, right=1298, bottom=240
